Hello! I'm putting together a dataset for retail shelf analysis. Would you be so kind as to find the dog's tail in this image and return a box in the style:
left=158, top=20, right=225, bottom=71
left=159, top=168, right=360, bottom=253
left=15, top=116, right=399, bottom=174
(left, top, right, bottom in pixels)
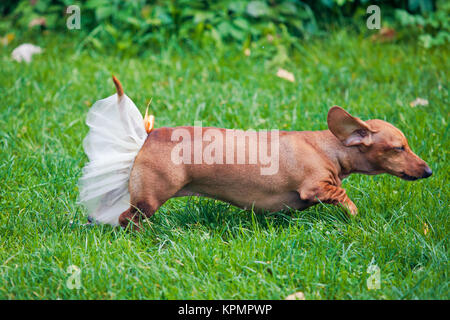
left=78, top=76, right=150, bottom=226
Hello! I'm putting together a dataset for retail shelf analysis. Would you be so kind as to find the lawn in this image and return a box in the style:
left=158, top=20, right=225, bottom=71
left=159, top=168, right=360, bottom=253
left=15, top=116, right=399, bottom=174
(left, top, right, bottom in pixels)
left=0, top=30, right=448, bottom=299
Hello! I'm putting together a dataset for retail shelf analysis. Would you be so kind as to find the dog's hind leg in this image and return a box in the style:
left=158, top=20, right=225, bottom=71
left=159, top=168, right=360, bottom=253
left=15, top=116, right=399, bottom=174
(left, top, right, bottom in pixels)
left=118, top=157, right=188, bottom=229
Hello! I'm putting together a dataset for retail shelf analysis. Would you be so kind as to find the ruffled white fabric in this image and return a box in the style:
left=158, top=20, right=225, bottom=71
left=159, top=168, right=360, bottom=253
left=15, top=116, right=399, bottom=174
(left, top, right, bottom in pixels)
left=79, top=93, right=147, bottom=226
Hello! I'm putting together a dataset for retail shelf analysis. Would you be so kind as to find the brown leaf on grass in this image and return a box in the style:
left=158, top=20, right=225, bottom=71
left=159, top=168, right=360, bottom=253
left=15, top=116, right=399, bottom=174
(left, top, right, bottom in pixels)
left=371, top=27, right=396, bottom=43
left=29, top=17, right=46, bottom=28
left=285, top=291, right=305, bottom=300
left=423, top=223, right=430, bottom=236
left=410, top=97, right=429, bottom=107
left=276, top=68, right=295, bottom=82
left=1, top=33, right=15, bottom=46
left=175, top=259, right=184, bottom=266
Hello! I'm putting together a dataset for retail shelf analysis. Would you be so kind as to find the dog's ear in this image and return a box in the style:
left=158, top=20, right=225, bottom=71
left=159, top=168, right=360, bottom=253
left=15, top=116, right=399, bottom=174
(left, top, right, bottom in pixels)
left=327, top=106, right=376, bottom=147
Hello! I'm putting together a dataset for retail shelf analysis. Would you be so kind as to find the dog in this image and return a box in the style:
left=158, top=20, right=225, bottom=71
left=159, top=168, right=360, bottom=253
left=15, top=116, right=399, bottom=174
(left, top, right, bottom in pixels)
left=105, top=78, right=432, bottom=229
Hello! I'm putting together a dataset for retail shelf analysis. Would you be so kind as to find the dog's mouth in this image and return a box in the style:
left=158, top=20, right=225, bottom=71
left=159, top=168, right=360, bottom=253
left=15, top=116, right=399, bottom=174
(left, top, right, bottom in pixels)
left=400, top=172, right=419, bottom=181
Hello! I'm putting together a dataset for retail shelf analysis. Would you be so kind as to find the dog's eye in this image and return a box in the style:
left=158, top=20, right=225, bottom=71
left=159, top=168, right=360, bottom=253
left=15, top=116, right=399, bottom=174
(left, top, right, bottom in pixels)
left=394, top=146, right=405, bottom=151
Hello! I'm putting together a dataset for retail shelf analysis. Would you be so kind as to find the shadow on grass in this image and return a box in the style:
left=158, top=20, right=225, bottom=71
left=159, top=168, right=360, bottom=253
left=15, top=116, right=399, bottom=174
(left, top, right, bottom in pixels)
left=70, top=196, right=352, bottom=243
left=140, top=196, right=351, bottom=238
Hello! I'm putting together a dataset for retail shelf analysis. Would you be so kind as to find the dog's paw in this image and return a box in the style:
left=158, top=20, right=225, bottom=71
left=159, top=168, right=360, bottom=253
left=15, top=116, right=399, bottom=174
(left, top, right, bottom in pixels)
left=343, top=201, right=358, bottom=216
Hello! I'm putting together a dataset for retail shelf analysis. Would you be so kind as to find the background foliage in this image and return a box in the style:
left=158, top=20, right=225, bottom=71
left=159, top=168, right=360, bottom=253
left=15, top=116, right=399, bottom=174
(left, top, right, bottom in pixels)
left=0, top=0, right=448, bottom=54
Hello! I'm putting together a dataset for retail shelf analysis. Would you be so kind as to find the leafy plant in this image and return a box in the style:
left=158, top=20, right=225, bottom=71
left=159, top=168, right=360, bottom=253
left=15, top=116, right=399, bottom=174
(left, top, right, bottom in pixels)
left=0, top=0, right=448, bottom=52
left=394, top=0, right=449, bottom=48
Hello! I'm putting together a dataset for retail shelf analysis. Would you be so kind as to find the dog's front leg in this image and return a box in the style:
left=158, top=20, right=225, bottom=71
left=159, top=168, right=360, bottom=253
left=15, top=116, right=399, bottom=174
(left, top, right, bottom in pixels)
left=300, top=182, right=358, bottom=216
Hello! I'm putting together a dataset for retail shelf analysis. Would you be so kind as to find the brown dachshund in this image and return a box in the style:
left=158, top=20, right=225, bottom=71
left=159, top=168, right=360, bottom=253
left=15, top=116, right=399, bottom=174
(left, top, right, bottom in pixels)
left=110, top=78, right=432, bottom=229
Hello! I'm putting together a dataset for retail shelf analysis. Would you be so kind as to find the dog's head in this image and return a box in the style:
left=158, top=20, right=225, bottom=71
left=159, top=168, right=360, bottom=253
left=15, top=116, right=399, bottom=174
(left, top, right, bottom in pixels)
left=327, top=106, right=432, bottom=180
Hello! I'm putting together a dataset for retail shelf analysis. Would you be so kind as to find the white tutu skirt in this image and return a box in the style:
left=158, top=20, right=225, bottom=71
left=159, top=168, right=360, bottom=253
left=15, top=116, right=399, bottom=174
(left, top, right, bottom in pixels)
left=79, top=93, right=147, bottom=226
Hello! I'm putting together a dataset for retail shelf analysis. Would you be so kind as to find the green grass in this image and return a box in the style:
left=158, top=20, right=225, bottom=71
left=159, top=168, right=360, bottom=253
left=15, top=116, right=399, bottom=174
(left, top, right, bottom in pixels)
left=0, top=30, right=448, bottom=299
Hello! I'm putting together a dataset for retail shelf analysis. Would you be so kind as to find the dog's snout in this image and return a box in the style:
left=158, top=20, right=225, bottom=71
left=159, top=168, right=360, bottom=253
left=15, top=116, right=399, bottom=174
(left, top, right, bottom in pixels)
left=422, top=166, right=433, bottom=178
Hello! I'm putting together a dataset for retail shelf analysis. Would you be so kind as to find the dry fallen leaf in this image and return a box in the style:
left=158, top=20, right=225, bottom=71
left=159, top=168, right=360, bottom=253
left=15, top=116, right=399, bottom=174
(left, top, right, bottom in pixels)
left=175, top=259, right=184, bottom=266
left=276, top=68, right=295, bottom=82
left=410, top=97, right=429, bottom=107
left=371, top=27, right=396, bottom=43
left=1, top=33, right=15, bottom=46
left=423, top=223, right=430, bottom=236
left=285, top=291, right=305, bottom=300
left=29, top=17, right=46, bottom=28
left=12, top=43, right=42, bottom=63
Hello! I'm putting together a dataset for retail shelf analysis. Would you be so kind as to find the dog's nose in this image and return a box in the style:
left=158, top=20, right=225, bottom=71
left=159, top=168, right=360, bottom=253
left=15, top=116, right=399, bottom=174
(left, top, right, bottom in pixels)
left=422, top=166, right=433, bottom=178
